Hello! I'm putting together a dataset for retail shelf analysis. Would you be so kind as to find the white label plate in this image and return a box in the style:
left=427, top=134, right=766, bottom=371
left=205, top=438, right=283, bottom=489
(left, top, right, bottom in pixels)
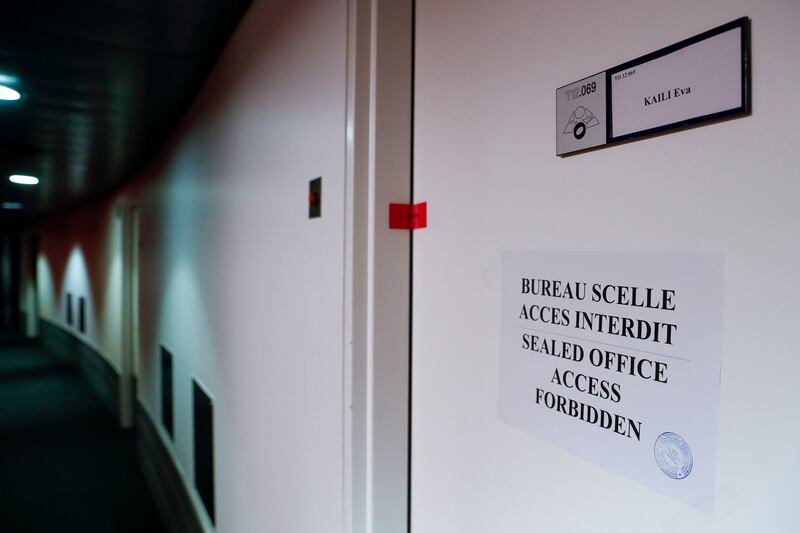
left=556, top=73, right=606, bottom=156
left=609, top=27, right=743, bottom=140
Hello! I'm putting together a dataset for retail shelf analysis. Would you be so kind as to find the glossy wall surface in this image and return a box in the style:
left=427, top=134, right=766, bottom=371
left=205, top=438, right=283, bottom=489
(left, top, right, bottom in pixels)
left=411, top=1, right=799, bottom=532
left=26, top=1, right=349, bottom=531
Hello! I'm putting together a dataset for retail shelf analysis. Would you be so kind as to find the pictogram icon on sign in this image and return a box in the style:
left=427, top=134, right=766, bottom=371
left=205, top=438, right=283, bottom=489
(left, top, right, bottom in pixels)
left=563, top=105, right=600, bottom=140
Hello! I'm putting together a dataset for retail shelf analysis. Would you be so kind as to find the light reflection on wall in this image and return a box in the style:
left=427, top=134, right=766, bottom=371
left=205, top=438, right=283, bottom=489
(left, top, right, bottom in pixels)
left=102, top=209, right=124, bottom=371
left=150, top=253, right=217, bottom=509
left=36, top=248, right=56, bottom=323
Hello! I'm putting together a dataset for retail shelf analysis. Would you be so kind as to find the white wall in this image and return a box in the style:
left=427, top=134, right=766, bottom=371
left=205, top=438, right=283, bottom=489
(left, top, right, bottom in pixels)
left=412, top=1, right=799, bottom=532
left=35, top=204, right=124, bottom=370
left=31, top=1, right=351, bottom=531
left=187, top=1, right=349, bottom=530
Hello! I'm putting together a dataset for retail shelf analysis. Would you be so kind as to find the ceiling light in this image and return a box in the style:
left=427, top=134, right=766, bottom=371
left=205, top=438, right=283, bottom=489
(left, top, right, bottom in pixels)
left=0, top=85, right=21, bottom=101
left=9, top=174, right=38, bottom=185
left=2, top=202, right=23, bottom=209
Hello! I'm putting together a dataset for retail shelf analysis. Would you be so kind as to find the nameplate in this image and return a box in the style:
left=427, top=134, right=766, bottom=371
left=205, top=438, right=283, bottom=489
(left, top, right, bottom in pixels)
left=556, top=17, right=749, bottom=156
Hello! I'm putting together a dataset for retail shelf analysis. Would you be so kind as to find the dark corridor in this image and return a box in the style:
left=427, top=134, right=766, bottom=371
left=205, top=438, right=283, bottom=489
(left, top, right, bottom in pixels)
left=0, top=330, right=166, bottom=532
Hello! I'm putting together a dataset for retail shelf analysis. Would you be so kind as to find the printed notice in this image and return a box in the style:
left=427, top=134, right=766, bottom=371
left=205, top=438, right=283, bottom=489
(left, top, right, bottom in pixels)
left=498, top=251, right=723, bottom=511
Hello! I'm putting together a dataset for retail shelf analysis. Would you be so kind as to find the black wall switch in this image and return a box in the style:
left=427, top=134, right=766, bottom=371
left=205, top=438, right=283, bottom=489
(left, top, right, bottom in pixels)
left=309, top=177, right=321, bottom=218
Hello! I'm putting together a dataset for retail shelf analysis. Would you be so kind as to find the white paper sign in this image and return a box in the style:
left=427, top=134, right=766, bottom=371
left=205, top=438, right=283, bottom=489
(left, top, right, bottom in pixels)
left=498, top=251, right=723, bottom=511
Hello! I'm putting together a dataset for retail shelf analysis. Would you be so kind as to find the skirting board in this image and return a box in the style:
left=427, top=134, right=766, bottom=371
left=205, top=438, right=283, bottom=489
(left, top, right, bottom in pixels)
left=38, top=318, right=120, bottom=419
left=137, top=402, right=205, bottom=533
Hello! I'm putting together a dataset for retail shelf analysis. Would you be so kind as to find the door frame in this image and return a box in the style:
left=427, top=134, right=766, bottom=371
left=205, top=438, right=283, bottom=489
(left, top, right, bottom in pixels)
left=25, top=233, right=39, bottom=338
left=345, top=0, right=415, bottom=531
left=120, top=204, right=140, bottom=428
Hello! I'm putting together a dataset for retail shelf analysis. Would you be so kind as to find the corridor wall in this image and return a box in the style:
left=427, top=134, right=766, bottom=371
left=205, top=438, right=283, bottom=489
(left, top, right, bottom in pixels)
left=27, top=0, right=351, bottom=531
left=34, top=204, right=123, bottom=369
left=411, top=1, right=799, bottom=532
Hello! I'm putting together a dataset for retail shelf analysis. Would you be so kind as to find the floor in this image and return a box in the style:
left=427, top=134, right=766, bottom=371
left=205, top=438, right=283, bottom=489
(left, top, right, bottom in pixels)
left=0, top=329, right=167, bottom=533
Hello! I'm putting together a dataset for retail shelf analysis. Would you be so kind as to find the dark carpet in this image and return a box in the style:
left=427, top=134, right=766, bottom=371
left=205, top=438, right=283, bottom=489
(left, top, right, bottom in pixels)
left=0, top=330, right=167, bottom=533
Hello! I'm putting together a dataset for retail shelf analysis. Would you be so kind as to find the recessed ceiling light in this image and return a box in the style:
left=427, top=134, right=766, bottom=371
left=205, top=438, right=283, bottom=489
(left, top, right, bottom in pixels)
left=0, top=85, right=21, bottom=101
left=2, top=202, right=23, bottom=209
left=9, top=174, right=38, bottom=185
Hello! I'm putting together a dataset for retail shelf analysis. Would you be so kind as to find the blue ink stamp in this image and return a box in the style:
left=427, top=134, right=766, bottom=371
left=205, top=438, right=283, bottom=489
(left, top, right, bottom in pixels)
left=654, top=432, right=693, bottom=480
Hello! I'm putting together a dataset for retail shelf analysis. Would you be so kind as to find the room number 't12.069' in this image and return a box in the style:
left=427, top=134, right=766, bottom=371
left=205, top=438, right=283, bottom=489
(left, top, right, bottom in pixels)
left=566, top=81, right=597, bottom=101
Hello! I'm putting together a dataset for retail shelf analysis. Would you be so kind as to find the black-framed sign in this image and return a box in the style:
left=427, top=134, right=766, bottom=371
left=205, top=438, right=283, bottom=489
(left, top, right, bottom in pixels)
left=78, top=296, right=86, bottom=333
left=556, top=17, right=750, bottom=156
left=193, top=379, right=215, bottom=524
left=66, top=293, right=73, bottom=326
left=160, top=345, right=174, bottom=439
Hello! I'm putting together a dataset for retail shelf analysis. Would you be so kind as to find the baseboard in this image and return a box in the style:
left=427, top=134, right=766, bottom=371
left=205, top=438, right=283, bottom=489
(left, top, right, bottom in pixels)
left=38, top=318, right=120, bottom=419
left=137, top=402, right=205, bottom=533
